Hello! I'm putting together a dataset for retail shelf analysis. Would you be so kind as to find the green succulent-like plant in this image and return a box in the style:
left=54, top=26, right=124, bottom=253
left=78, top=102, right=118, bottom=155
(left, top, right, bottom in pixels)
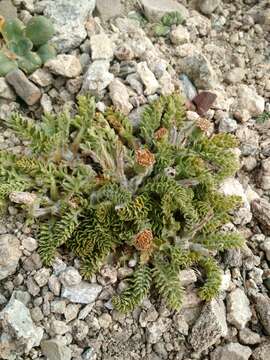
left=154, top=11, right=184, bottom=37
left=0, top=15, right=56, bottom=76
left=0, top=94, right=245, bottom=312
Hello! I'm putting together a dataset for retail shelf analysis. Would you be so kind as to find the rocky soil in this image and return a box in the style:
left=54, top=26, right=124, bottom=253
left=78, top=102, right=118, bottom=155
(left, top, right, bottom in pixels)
left=0, top=0, right=270, bottom=359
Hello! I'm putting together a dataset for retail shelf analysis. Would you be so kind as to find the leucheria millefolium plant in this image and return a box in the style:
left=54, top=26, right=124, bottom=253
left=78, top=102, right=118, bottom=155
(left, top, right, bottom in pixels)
left=0, top=93, right=244, bottom=312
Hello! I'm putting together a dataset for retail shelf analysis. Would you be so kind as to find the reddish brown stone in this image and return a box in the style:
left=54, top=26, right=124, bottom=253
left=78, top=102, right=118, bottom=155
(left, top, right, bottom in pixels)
left=192, top=91, right=217, bottom=116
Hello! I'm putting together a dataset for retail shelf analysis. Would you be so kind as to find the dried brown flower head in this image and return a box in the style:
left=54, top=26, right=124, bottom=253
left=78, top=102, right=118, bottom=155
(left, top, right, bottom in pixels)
left=154, top=127, right=168, bottom=140
left=135, top=149, right=155, bottom=168
left=134, top=229, right=153, bottom=251
left=196, top=118, right=211, bottom=132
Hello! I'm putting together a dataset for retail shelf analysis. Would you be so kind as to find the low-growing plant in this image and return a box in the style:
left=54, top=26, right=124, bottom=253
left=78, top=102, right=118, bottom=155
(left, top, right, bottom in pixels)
left=0, top=15, right=56, bottom=76
left=0, top=94, right=245, bottom=312
left=154, top=11, right=184, bottom=37
left=256, top=111, right=270, bottom=124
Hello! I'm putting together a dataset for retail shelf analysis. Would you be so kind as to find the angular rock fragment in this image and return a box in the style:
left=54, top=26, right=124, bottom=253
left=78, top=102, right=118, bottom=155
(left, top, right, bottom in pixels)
left=189, top=299, right=228, bottom=351
left=137, top=62, right=159, bottom=95
left=29, top=68, right=53, bottom=87
left=61, top=281, right=102, bottom=304
left=177, top=44, right=217, bottom=89
left=109, top=78, right=133, bottom=115
left=45, top=55, right=82, bottom=78
left=0, top=298, right=43, bottom=359
left=81, top=60, right=114, bottom=97
left=5, top=69, right=41, bottom=106
left=192, top=91, right=217, bottom=115
left=59, top=267, right=82, bottom=287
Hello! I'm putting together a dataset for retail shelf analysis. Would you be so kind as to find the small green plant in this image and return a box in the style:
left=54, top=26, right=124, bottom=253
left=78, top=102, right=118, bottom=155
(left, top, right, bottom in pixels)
left=154, top=11, right=183, bottom=37
left=0, top=15, right=56, bottom=76
left=0, top=94, right=244, bottom=312
left=256, top=111, right=270, bottom=124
